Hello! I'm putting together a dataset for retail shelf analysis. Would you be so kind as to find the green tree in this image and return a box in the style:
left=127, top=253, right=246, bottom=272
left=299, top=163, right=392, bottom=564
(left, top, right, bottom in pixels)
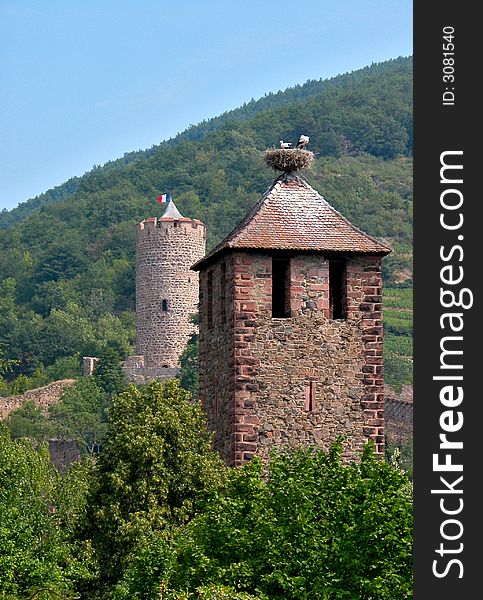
left=93, top=347, right=126, bottom=397
left=0, top=426, right=92, bottom=597
left=118, top=442, right=413, bottom=599
left=178, top=314, right=200, bottom=398
left=50, top=378, right=109, bottom=455
left=83, top=379, right=224, bottom=589
left=5, top=400, right=56, bottom=441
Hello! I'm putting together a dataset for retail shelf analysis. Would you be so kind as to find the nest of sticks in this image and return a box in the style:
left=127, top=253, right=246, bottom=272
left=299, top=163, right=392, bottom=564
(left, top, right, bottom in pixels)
left=264, top=148, right=315, bottom=172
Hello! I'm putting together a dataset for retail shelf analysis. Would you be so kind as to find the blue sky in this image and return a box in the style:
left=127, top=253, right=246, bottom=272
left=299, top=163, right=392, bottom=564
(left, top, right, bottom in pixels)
left=0, top=0, right=412, bottom=211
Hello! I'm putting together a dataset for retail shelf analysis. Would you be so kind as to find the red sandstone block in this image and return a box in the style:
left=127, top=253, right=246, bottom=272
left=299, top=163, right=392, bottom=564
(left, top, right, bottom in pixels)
left=243, top=433, right=258, bottom=442
left=364, top=342, right=381, bottom=350
left=363, top=327, right=380, bottom=335
left=237, top=442, right=257, bottom=452
left=366, top=277, right=382, bottom=286
left=310, top=284, right=327, bottom=291
left=236, top=425, right=255, bottom=433
left=239, top=366, right=255, bottom=376
left=363, top=426, right=377, bottom=435
left=366, top=357, right=383, bottom=365
left=242, top=256, right=253, bottom=265
left=361, top=401, right=384, bottom=410
left=359, top=303, right=374, bottom=311
left=243, top=416, right=260, bottom=425
left=362, top=365, right=376, bottom=373
left=241, top=302, right=257, bottom=312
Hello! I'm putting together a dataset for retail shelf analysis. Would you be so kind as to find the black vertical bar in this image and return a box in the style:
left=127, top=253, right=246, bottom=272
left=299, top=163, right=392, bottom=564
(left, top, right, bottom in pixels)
left=414, top=3, right=480, bottom=597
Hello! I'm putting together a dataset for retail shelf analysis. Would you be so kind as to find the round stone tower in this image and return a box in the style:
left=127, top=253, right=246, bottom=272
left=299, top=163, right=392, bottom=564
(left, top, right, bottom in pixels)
left=135, top=200, right=206, bottom=373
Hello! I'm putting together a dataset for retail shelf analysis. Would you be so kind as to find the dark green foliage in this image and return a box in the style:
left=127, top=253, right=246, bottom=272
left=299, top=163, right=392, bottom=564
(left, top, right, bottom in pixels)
left=83, top=379, right=224, bottom=588
left=383, top=287, right=413, bottom=391
left=386, top=436, right=413, bottom=478
left=178, top=332, right=199, bottom=398
left=50, top=378, right=110, bottom=455
left=5, top=400, right=56, bottom=441
left=93, top=347, right=127, bottom=397
left=0, top=426, right=93, bottom=597
left=115, top=442, right=413, bottom=599
left=4, top=377, right=110, bottom=457
left=0, top=381, right=413, bottom=599
left=178, top=324, right=200, bottom=398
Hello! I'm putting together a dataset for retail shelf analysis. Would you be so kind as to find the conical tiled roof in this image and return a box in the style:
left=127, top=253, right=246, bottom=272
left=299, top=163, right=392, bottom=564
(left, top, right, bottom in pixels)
left=193, top=174, right=391, bottom=270
left=160, top=199, right=184, bottom=219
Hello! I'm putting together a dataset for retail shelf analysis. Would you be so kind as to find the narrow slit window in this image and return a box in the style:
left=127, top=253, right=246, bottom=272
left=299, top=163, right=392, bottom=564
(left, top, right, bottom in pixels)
left=329, top=260, right=347, bottom=320
left=272, top=257, right=291, bottom=318
left=220, top=262, right=226, bottom=324
left=207, top=271, right=213, bottom=328
left=305, top=381, right=316, bottom=412
left=161, top=299, right=168, bottom=312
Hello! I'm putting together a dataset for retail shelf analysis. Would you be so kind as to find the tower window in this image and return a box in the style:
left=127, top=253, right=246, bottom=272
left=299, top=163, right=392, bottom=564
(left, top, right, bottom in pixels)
left=162, top=299, right=168, bottom=312
left=220, top=262, right=226, bottom=324
left=207, top=271, right=213, bottom=328
left=329, top=260, right=347, bottom=320
left=272, top=257, right=291, bottom=318
left=305, top=381, right=317, bottom=412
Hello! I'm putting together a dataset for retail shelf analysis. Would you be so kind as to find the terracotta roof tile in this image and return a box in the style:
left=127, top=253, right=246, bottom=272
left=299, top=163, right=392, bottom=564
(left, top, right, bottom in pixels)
left=193, top=174, right=391, bottom=269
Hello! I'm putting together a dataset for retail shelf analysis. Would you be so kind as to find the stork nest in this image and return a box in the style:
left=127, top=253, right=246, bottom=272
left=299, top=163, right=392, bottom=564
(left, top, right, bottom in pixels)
left=264, top=148, right=315, bottom=172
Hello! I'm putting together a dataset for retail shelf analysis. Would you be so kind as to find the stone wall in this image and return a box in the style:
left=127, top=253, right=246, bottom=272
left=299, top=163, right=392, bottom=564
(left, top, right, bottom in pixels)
left=48, top=439, right=81, bottom=471
left=0, top=379, right=76, bottom=420
left=136, top=216, right=205, bottom=369
left=385, top=385, right=413, bottom=442
left=199, top=251, right=385, bottom=466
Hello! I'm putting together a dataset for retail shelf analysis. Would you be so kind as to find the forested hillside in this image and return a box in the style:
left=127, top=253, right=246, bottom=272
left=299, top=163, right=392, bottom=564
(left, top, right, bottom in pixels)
left=0, top=56, right=413, bottom=391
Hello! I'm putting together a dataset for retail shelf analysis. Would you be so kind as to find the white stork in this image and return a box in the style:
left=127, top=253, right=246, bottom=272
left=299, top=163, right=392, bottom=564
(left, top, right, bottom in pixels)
left=297, top=134, right=310, bottom=149
left=279, top=140, right=292, bottom=149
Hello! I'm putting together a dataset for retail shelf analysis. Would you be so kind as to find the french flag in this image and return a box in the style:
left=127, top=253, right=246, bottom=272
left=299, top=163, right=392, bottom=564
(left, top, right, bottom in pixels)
left=157, top=193, right=172, bottom=203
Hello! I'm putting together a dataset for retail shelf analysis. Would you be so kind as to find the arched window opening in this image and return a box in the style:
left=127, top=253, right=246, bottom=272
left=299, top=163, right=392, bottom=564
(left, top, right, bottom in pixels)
left=162, top=299, right=168, bottom=312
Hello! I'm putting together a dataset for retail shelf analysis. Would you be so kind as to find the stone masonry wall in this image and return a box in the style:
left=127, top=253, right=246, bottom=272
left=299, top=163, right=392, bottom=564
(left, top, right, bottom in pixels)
left=136, top=216, right=206, bottom=369
left=0, top=379, right=76, bottom=421
left=199, top=251, right=384, bottom=466
left=385, top=399, right=413, bottom=442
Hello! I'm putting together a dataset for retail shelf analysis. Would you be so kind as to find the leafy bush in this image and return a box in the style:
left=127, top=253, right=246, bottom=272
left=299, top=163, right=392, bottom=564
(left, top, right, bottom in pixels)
left=0, top=426, right=93, bottom=597
left=115, top=442, right=413, bottom=599
left=83, top=379, right=225, bottom=588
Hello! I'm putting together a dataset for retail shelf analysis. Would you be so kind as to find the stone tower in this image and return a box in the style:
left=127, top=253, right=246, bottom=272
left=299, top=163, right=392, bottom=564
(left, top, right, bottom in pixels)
left=193, top=172, right=391, bottom=467
left=135, top=200, right=206, bottom=378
